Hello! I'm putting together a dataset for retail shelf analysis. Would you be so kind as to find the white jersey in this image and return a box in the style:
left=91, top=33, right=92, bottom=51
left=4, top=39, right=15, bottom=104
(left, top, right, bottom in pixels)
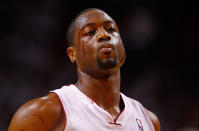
left=51, top=84, right=155, bottom=131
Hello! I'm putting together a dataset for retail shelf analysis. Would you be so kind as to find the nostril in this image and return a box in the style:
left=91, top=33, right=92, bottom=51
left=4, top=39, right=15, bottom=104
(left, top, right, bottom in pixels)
left=98, top=36, right=111, bottom=42
left=106, top=37, right=111, bottom=41
left=99, top=38, right=104, bottom=42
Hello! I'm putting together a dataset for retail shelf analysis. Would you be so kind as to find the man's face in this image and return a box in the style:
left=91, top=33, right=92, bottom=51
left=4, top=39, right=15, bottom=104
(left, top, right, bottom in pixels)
left=73, top=9, right=126, bottom=76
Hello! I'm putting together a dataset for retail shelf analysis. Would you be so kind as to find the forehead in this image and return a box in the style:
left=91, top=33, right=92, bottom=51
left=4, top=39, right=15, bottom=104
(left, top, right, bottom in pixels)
left=75, top=10, right=115, bottom=28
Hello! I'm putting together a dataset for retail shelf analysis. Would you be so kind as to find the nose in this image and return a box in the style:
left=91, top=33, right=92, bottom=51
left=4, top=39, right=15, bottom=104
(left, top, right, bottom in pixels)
left=97, top=28, right=111, bottom=42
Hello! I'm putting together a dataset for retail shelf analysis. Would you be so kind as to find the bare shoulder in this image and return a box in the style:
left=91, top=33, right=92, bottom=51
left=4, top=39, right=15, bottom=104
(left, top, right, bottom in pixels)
left=8, top=93, right=65, bottom=131
left=145, top=108, right=161, bottom=131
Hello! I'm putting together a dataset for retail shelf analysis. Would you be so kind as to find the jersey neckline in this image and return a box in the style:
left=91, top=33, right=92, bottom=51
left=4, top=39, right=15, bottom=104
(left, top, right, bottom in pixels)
left=68, top=84, right=130, bottom=125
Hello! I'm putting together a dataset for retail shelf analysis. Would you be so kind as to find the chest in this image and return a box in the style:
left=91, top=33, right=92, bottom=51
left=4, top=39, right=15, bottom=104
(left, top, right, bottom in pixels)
left=63, top=101, right=153, bottom=131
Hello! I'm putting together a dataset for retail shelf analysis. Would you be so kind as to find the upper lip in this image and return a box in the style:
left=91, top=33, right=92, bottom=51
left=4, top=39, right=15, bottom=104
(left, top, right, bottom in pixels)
left=99, top=43, right=114, bottom=50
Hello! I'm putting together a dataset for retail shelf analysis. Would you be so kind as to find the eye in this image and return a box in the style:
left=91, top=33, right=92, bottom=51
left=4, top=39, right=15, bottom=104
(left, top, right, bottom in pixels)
left=106, top=27, right=116, bottom=33
left=85, top=30, right=96, bottom=36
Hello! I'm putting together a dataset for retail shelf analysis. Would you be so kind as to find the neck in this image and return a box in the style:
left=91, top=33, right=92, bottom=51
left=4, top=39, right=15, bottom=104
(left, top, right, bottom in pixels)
left=76, top=68, right=121, bottom=112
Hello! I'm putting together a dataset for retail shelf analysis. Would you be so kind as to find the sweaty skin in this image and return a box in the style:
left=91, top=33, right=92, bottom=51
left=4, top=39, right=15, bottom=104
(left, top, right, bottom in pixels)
left=8, top=9, right=160, bottom=131
left=8, top=93, right=65, bottom=131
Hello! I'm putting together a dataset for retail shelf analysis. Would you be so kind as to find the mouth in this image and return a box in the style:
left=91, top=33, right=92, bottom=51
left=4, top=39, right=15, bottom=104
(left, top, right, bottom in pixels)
left=99, top=43, right=114, bottom=54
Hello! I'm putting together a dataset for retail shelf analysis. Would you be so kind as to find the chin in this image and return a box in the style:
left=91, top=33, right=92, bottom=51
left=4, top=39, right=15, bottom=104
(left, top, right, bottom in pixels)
left=97, top=58, right=118, bottom=69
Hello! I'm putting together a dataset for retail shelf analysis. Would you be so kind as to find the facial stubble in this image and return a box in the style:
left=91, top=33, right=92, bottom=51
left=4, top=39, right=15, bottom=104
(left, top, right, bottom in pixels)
left=97, top=52, right=118, bottom=69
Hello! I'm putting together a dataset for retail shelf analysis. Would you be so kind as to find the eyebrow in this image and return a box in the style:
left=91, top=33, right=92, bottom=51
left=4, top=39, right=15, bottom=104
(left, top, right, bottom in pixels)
left=104, top=20, right=114, bottom=25
left=82, top=23, right=96, bottom=29
left=82, top=20, right=115, bottom=30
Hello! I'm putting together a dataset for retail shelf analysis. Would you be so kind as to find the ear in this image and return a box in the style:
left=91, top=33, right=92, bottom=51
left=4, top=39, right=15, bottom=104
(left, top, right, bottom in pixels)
left=67, top=46, right=76, bottom=63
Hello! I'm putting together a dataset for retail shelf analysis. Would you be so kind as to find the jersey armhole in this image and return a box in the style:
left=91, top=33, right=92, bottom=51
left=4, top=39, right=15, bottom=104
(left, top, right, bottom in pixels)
left=49, top=91, right=67, bottom=131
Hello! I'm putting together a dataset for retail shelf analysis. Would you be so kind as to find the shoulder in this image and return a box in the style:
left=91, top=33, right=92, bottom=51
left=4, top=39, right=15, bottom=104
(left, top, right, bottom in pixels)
left=145, top=108, right=161, bottom=131
left=8, top=93, right=65, bottom=131
left=126, top=97, right=160, bottom=131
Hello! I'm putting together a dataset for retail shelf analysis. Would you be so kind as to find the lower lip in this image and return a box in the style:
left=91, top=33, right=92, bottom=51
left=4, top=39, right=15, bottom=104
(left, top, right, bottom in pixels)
left=100, top=48, right=113, bottom=52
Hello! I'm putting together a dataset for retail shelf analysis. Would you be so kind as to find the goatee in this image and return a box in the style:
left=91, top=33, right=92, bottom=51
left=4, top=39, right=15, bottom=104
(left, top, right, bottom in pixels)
left=97, top=57, right=118, bottom=69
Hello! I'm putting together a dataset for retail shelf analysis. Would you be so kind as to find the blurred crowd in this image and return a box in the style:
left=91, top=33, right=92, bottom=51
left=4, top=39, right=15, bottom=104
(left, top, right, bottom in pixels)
left=0, top=0, right=198, bottom=131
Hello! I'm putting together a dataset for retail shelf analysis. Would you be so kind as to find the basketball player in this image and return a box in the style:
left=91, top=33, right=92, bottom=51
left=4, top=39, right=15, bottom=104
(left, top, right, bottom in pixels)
left=8, top=8, right=160, bottom=131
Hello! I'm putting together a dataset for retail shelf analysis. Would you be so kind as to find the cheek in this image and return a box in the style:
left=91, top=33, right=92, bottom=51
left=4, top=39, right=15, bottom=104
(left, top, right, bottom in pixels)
left=78, top=37, right=97, bottom=60
left=117, top=39, right=126, bottom=60
left=111, top=33, right=120, bottom=46
left=81, top=40, right=86, bottom=57
left=77, top=37, right=89, bottom=57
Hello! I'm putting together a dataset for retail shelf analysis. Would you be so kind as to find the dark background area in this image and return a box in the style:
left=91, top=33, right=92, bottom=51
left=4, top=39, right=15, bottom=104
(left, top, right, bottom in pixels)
left=0, top=0, right=199, bottom=130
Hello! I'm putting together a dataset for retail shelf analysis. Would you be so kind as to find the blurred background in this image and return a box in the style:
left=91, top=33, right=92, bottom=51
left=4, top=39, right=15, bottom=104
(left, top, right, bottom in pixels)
left=0, top=0, right=199, bottom=130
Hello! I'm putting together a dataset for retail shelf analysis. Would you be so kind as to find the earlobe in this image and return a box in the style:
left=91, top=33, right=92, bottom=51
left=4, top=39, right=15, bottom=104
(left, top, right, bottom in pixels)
left=67, top=46, right=76, bottom=63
